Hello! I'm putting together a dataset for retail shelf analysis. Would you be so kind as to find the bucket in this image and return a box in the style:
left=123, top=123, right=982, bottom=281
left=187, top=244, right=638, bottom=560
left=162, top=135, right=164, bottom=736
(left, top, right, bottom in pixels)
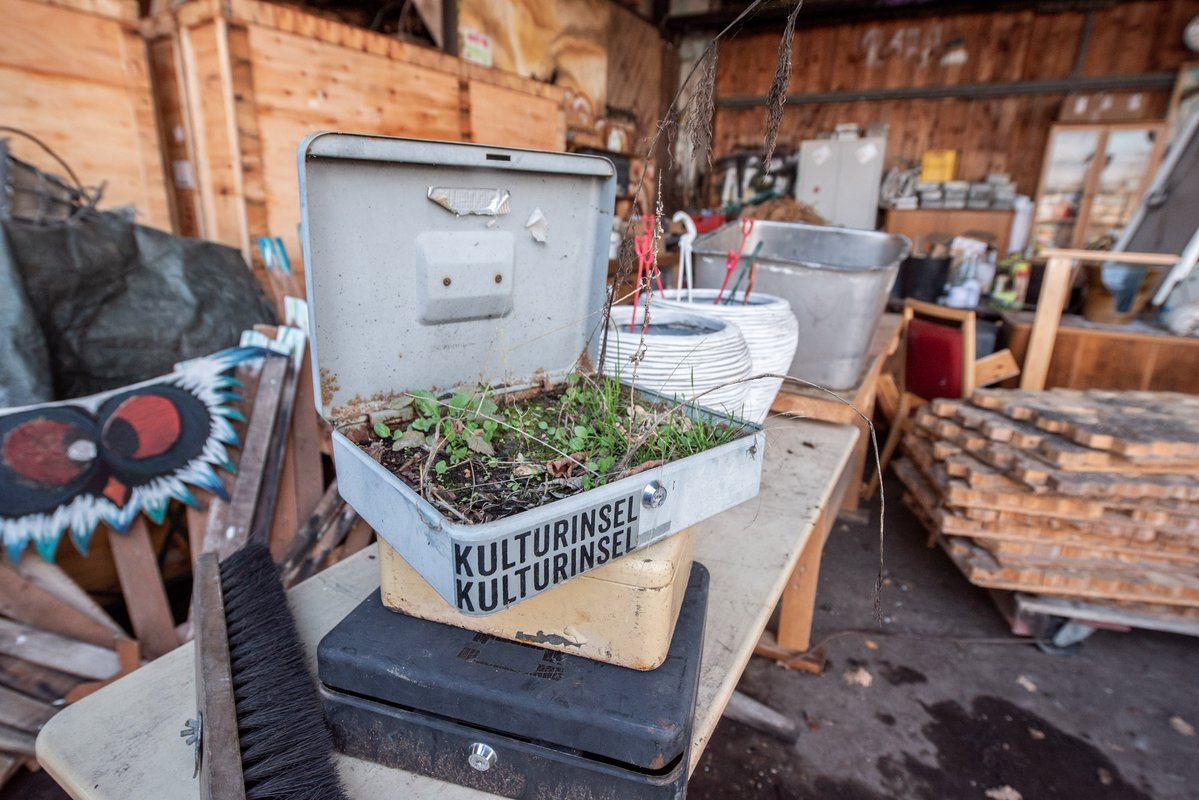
left=692, top=221, right=909, bottom=389
left=899, top=256, right=951, bottom=302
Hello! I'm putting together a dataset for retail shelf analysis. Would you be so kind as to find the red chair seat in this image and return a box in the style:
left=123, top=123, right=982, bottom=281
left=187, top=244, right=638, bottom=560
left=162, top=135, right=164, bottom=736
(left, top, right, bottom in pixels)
left=906, top=317, right=964, bottom=400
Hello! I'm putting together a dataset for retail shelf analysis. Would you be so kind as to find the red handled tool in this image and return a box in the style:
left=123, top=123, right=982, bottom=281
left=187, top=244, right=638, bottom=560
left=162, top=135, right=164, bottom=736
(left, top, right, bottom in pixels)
left=630, top=216, right=661, bottom=332
left=715, top=217, right=754, bottom=304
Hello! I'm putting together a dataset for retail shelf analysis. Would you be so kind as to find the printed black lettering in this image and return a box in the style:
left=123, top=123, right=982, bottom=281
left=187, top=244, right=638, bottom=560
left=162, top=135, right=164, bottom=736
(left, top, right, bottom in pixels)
left=598, top=503, right=612, bottom=534
left=455, top=579, right=475, bottom=611
left=514, top=565, right=531, bottom=596
left=533, top=560, right=551, bottom=591
left=624, top=527, right=634, bottom=554
left=553, top=552, right=569, bottom=583
left=553, top=519, right=569, bottom=549
left=612, top=499, right=625, bottom=529
left=580, top=508, right=595, bottom=538
left=578, top=541, right=594, bottom=572
left=476, top=541, right=498, bottom=576
left=502, top=574, right=518, bottom=605
left=515, top=530, right=532, bottom=562
left=570, top=544, right=576, bottom=577
left=611, top=528, right=625, bottom=559
left=596, top=534, right=611, bottom=564
left=478, top=578, right=499, bottom=612
left=626, top=495, right=638, bottom=523
left=453, top=544, right=474, bottom=578
left=500, top=538, right=517, bottom=570
left=571, top=513, right=579, bottom=544
left=533, top=526, right=551, bottom=557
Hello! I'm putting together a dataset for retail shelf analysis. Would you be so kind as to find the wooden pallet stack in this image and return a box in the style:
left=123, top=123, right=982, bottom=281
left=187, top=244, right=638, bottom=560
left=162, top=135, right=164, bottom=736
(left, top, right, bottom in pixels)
left=895, top=389, right=1199, bottom=623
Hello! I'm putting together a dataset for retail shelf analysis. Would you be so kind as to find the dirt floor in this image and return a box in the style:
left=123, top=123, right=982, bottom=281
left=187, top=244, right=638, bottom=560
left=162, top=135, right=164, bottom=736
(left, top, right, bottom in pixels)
left=688, top=475, right=1199, bottom=800
left=7, top=475, right=1197, bottom=799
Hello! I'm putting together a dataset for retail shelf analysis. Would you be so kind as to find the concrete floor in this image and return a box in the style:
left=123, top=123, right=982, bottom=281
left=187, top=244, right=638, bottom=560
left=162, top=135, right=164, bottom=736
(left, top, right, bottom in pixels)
left=689, top=475, right=1199, bottom=800
left=7, top=476, right=1197, bottom=799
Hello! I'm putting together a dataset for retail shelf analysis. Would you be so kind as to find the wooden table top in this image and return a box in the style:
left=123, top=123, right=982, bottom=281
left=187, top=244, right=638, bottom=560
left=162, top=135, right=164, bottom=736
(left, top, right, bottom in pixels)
left=37, top=417, right=858, bottom=799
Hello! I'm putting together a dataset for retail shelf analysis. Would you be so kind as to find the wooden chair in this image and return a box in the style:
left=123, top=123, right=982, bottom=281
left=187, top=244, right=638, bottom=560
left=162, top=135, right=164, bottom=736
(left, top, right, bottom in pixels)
left=865, top=299, right=1020, bottom=499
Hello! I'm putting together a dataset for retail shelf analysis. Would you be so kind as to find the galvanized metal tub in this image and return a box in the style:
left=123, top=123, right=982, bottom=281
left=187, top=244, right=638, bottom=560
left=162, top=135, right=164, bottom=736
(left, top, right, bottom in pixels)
left=692, top=220, right=910, bottom=389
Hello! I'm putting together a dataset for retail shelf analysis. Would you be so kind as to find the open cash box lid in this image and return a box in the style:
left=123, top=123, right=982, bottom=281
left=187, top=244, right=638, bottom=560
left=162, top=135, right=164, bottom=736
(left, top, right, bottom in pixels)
left=298, top=133, right=616, bottom=419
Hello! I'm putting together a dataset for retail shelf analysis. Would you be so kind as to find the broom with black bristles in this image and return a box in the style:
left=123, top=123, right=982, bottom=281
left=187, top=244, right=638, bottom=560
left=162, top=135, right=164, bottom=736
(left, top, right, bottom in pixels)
left=189, top=351, right=348, bottom=800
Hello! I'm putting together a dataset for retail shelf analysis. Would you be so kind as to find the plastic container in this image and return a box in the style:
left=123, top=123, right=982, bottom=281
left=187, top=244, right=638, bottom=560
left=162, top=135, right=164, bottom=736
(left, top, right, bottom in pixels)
left=379, top=527, right=694, bottom=670
left=899, top=255, right=951, bottom=302
left=299, top=134, right=764, bottom=614
left=692, top=220, right=910, bottom=389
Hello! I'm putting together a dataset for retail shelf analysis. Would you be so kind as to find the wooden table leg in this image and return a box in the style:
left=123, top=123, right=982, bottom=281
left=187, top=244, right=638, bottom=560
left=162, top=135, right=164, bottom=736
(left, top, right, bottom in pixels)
left=770, top=453, right=855, bottom=660
left=776, top=507, right=834, bottom=652
left=839, top=380, right=881, bottom=513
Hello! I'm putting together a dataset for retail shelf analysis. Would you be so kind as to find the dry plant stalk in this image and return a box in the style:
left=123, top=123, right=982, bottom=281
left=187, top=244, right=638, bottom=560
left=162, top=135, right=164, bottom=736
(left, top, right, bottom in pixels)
left=593, top=0, right=768, bottom=367
left=686, top=46, right=718, bottom=167
left=763, top=1, right=803, bottom=172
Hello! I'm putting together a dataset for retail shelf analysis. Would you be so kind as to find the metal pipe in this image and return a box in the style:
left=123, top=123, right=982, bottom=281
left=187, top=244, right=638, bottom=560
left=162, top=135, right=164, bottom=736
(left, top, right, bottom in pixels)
left=1069, top=10, right=1095, bottom=77
left=666, top=0, right=1124, bottom=34
left=715, top=72, right=1177, bottom=108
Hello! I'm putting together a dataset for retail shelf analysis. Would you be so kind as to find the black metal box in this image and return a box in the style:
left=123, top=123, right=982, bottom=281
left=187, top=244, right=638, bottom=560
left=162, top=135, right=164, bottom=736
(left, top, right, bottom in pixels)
left=318, top=563, right=709, bottom=799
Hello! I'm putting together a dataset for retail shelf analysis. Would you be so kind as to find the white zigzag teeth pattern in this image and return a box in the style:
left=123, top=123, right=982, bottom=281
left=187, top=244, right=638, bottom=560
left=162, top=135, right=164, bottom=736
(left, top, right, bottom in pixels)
left=1, top=346, right=264, bottom=563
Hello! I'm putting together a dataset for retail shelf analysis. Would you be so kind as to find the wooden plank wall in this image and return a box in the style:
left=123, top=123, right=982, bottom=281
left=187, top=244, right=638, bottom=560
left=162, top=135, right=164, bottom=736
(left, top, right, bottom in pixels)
left=145, top=0, right=567, bottom=271
left=714, top=0, right=1199, bottom=195
left=0, top=0, right=171, bottom=229
left=459, top=0, right=611, bottom=131
left=607, top=5, right=668, bottom=151
left=246, top=23, right=462, bottom=264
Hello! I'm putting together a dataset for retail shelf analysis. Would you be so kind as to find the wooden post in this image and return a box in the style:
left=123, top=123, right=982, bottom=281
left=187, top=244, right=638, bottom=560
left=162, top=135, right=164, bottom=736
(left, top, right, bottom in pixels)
left=1019, top=254, right=1073, bottom=391
left=108, top=519, right=180, bottom=659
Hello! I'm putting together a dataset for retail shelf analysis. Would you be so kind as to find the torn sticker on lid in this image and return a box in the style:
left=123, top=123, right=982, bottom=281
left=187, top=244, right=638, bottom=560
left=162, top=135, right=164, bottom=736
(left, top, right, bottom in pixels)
left=526, top=207, right=548, bottom=243
left=427, top=187, right=512, bottom=216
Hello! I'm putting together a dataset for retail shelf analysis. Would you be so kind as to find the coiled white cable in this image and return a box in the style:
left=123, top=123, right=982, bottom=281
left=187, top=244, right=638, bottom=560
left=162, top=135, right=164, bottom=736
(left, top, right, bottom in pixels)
left=656, top=289, right=799, bottom=423
left=603, top=306, right=752, bottom=419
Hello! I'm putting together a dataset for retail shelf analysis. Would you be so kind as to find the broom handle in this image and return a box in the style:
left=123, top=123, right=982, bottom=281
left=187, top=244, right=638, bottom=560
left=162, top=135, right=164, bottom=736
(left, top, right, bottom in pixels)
left=193, top=552, right=247, bottom=800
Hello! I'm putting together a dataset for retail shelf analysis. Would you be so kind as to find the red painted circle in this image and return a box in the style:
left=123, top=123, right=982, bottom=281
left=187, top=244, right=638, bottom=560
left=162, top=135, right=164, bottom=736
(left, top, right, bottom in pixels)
left=2, top=419, right=90, bottom=486
left=104, top=394, right=182, bottom=459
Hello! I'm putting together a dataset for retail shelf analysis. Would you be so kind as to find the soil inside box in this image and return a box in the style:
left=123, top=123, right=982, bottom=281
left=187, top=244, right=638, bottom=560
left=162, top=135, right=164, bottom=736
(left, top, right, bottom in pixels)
left=352, top=376, right=745, bottom=524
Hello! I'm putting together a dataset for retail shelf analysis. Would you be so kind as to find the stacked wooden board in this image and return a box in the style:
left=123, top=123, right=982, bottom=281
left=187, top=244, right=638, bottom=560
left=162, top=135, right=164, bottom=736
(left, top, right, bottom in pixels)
left=0, top=557, right=133, bottom=790
left=896, top=389, right=1199, bottom=623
